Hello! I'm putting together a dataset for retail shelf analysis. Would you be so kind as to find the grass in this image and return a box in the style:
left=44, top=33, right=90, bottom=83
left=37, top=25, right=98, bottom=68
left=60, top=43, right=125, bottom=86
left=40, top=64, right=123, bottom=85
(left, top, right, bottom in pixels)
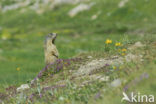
left=1, top=35, right=155, bottom=103
left=0, top=0, right=156, bottom=103
left=0, top=33, right=144, bottom=85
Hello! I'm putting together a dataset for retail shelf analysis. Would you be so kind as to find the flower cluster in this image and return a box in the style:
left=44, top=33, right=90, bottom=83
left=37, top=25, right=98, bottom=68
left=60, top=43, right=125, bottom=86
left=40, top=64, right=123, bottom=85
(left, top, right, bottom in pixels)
left=122, top=48, right=127, bottom=52
left=105, top=39, right=112, bottom=44
left=104, top=39, right=128, bottom=56
left=115, top=42, right=121, bottom=46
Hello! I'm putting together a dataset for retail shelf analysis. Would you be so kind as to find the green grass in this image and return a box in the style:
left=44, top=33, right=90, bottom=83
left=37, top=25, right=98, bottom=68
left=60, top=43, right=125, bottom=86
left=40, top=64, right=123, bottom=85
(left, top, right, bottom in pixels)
left=0, top=32, right=146, bottom=86
left=0, top=0, right=156, bottom=103
left=1, top=35, right=155, bottom=103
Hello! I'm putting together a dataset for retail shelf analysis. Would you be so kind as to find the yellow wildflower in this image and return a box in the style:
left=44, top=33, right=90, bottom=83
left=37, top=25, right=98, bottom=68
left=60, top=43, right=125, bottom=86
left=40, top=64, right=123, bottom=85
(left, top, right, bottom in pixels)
left=16, top=67, right=20, bottom=71
left=105, top=39, right=112, bottom=44
left=115, top=42, right=121, bottom=46
left=122, top=49, right=127, bottom=52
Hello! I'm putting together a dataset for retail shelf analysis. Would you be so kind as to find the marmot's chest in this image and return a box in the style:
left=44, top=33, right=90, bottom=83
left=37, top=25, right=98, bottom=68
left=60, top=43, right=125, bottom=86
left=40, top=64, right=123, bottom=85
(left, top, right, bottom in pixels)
left=44, top=45, right=57, bottom=64
left=45, top=43, right=56, bottom=51
left=47, top=45, right=55, bottom=51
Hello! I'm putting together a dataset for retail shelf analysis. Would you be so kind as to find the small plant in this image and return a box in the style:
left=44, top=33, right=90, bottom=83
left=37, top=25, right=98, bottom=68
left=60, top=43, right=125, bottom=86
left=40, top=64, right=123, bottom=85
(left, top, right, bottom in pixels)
left=104, top=39, right=113, bottom=52
left=36, top=79, right=42, bottom=98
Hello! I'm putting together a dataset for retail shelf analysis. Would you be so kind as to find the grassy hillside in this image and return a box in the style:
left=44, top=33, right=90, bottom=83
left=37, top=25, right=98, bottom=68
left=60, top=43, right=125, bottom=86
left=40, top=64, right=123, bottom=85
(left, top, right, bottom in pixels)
left=0, top=0, right=156, bottom=103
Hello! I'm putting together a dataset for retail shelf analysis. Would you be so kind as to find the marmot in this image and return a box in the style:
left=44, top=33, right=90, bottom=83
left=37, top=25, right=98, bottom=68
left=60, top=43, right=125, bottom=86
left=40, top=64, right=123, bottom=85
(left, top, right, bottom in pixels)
left=44, top=33, right=59, bottom=65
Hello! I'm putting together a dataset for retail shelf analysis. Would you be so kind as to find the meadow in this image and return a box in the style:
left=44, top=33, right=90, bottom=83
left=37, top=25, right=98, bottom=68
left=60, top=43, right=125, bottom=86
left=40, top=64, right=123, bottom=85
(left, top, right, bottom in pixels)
left=0, top=0, right=156, bottom=103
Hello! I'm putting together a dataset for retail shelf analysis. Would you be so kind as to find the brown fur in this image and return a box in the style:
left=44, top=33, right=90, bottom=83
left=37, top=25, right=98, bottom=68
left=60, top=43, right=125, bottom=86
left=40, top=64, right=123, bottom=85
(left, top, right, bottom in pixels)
left=44, top=33, right=59, bottom=65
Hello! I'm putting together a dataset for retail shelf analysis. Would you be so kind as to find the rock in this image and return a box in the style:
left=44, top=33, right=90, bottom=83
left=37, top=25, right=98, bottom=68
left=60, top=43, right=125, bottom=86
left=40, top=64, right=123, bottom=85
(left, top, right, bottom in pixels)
left=30, top=0, right=43, bottom=14
left=74, top=53, right=143, bottom=76
left=50, top=0, right=87, bottom=9
left=91, top=11, right=101, bottom=20
left=68, top=2, right=96, bottom=17
left=73, top=58, right=120, bottom=76
left=128, top=42, right=145, bottom=50
left=110, top=79, right=122, bottom=88
left=89, top=75, right=109, bottom=82
left=42, top=0, right=51, bottom=4
left=2, top=4, right=20, bottom=12
left=53, top=0, right=80, bottom=5
left=2, top=0, right=31, bottom=12
left=17, top=84, right=30, bottom=92
left=1, top=0, right=84, bottom=13
left=125, top=53, right=143, bottom=62
left=91, top=15, right=98, bottom=20
left=118, top=0, right=129, bottom=8
left=99, top=76, right=109, bottom=82
left=87, top=56, right=93, bottom=59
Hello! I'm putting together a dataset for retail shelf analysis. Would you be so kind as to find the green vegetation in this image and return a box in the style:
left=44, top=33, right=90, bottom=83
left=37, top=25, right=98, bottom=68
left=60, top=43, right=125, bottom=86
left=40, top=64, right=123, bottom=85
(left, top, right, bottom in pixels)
left=0, top=0, right=156, bottom=103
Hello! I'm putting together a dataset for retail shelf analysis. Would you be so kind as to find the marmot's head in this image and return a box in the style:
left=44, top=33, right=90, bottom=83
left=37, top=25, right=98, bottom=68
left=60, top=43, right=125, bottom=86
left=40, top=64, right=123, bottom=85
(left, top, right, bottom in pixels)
left=45, top=33, right=57, bottom=44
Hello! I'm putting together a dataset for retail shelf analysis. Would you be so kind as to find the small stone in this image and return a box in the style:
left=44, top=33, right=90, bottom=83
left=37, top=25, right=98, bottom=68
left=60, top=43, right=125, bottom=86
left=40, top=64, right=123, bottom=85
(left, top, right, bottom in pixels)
left=118, top=0, right=129, bottom=8
left=111, top=79, right=122, bottom=88
left=87, top=56, right=93, bottom=59
left=99, top=76, right=109, bottom=82
left=91, top=15, right=97, bottom=20
left=128, top=42, right=145, bottom=50
left=91, top=11, right=101, bottom=20
left=68, top=2, right=95, bottom=17
left=134, top=42, right=144, bottom=47
left=17, top=84, right=30, bottom=92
